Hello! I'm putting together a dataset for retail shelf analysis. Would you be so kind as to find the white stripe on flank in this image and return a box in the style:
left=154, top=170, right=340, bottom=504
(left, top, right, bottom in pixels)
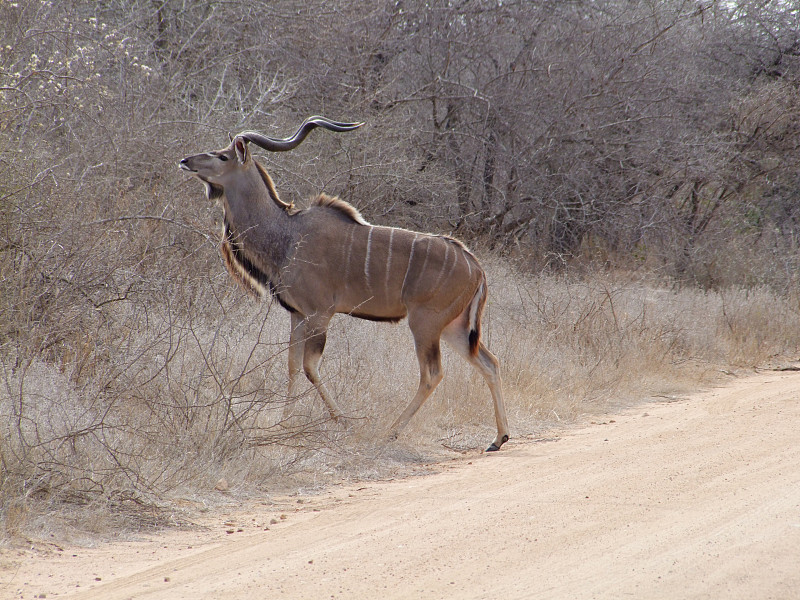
left=445, top=245, right=460, bottom=281
left=343, top=226, right=356, bottom=287
left=364, top=226, right=374, bottom=292
left=401, top=234, right=419, bottom=296
left=417, top=237, right=432, bottom=282
left=432, top=242, right=451, bottom=293
left=385, top=228, right=395, bottom=298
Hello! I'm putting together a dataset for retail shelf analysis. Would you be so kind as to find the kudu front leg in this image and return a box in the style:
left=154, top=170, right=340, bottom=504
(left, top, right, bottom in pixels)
left=281, top=312, right=309, bottom=424
left=287, top=312, right=306, bottom=399
left=301, top=315, right=345, bottom=423
left=285, top=313, right=344, bottom=423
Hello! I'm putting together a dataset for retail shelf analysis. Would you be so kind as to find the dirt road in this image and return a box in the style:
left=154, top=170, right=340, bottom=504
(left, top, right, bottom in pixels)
left=4, top=369, right=800, bottom=599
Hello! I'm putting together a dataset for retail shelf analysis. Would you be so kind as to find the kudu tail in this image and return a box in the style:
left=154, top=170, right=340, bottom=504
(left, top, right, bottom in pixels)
left=467, top=277, right=488, bottom=357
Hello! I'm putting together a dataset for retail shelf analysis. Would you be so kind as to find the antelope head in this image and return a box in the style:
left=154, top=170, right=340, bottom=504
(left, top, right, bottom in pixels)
left=178, top=138, right=243, bottom=200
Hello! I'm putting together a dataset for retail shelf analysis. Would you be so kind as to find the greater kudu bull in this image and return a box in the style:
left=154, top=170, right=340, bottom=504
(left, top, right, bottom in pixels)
left=179, top=117, right=509, bottom=451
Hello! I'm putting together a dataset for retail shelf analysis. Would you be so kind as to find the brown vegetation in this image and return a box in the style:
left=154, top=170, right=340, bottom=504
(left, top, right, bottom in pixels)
left=1, top=0, right=799, bottom=539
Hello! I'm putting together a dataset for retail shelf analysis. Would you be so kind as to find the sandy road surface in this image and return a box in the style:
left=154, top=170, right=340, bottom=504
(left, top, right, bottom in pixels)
left=3, top=369, right=800, bottom=599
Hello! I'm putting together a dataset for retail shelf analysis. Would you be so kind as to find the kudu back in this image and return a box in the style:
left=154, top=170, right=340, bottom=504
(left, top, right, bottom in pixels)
left=180, top=117, right=509, bottom=451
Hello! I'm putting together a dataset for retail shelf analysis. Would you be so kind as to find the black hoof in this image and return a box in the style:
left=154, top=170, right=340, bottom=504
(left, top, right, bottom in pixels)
left=485, top=435, right=509, bottom=452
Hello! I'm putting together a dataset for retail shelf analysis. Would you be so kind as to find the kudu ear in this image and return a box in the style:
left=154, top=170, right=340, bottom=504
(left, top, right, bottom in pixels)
left=234, top=136, right=249, bottom=164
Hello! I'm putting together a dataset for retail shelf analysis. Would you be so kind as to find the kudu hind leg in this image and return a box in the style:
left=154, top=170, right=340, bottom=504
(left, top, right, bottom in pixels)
left=442, top=323, right=510, bottom=451
left=387, top=336, right=444, bottom=442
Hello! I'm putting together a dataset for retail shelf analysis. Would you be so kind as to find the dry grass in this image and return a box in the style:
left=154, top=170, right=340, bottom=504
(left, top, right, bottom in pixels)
left=6, top=253, right=800, bottom=543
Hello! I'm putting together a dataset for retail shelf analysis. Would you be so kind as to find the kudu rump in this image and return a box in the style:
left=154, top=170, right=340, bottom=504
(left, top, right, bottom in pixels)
left=180, top=117, right=509, bottom=451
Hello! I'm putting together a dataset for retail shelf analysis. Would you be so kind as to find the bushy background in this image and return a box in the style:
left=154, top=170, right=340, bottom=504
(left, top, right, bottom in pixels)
left=2, top=0, right=799, bottom=538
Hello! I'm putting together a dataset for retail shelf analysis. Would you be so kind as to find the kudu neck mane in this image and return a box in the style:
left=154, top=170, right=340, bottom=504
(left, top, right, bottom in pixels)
left=256, top=159, right=368, bottom=225
left=255, top=160, right=294, bottom=211
left=220, top=159, right=367, bottom=225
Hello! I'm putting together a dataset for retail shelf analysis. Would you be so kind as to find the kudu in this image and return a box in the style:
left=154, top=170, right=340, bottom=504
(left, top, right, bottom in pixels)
left=179, top=117, right=509, bottom=451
